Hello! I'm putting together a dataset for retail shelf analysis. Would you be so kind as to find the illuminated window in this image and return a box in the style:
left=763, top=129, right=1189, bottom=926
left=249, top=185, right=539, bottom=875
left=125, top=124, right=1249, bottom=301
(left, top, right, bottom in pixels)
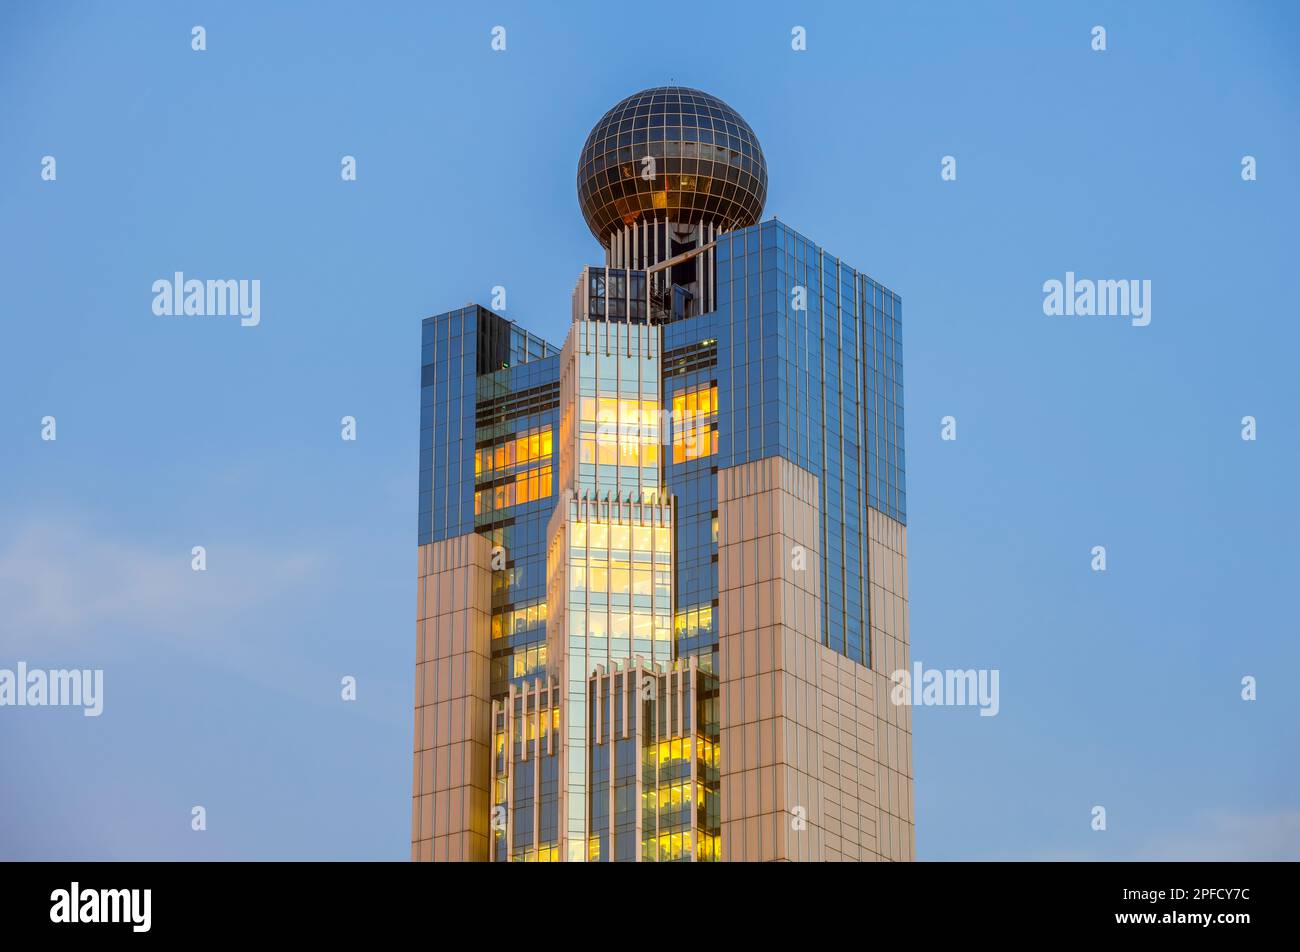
left=611, top=612, right=630, bottom=639
left=491, top=600, right=548, bottom=641
left=610, top=525, right=630, bottom=551
left=674, top=603, right=713, bottom=641
left=671, top=383, right=718, bottom=463
left=611, top=566, right=630, bottom=596
left=473, top=426, right=553, bottom=503
left=633, top=613, right=652, bottom=640
left=476, top=463, right=552, bottom=514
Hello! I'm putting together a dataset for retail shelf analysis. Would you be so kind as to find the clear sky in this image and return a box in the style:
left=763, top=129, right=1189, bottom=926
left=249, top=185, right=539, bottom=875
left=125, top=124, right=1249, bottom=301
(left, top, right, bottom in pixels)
left=2, top=1, right=1297, bottom=860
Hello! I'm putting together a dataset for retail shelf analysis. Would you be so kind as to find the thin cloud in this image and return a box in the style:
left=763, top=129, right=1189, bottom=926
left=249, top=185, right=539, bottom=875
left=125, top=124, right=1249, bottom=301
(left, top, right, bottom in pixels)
left=1137, top=810, right=1300, bottom=861
left=0, top=517, right=322, bottom=651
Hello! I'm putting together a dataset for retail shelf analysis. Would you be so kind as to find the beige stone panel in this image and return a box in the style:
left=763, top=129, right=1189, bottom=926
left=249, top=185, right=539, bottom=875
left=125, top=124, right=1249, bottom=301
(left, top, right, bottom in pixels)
left=411, top=535, right=493, bottom=860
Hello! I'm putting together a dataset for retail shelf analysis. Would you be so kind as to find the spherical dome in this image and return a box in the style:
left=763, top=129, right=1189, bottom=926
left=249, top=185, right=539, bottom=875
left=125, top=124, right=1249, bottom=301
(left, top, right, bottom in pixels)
left=577, top=87, right=767, bottom=246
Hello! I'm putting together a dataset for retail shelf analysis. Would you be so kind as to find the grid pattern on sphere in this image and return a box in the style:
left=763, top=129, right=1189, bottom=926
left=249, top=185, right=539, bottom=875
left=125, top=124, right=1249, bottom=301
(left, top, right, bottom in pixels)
left=577, top=87, right=767, bottom=245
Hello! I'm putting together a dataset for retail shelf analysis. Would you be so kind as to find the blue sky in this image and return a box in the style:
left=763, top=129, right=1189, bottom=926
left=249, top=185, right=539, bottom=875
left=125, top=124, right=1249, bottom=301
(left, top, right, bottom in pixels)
left=2, top=1, right=1297, bottom=860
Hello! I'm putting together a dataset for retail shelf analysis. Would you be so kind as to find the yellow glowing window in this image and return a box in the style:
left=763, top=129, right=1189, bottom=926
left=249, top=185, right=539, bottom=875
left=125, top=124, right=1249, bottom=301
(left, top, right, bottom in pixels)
left=653, top=526, right=670, bottom=553
left=633, top=567, right=652, bottom=596
left=633, top=613, right=652, bottom=640
left=580, top=434, right=595, bottom=464
left=611, top=567, right=630, bottom=595
left=477, top=427, right=551, bottom=487
left=641, top=442, right=659, bottom=467
left=581, top=397, right=596, bottom=422
left=596, top=397, right=617, bottom=425
left=597, top=437, right=617, bottom=466
left=671, top=383, right=718, bottom=464
left=674, top=603, right=714, bottom=640
left=632, top=526, right=652, bottom=553
left=610, top=525, right=630, bottom=551
left=619, top=440, right=639, bottom=466
left=589, top=524, right=608, bottom=550
left=571, top=522, right=587, bottom=547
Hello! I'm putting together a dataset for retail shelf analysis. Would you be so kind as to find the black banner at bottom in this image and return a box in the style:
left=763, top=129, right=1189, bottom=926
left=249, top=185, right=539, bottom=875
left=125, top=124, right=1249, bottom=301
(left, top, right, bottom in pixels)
left=0, top=860, right=1278, bottom=938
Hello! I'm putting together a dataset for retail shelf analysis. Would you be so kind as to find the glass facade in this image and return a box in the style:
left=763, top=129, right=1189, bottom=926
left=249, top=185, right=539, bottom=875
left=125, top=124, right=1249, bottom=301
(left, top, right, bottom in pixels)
left=662, top=218, right=905, bottom=668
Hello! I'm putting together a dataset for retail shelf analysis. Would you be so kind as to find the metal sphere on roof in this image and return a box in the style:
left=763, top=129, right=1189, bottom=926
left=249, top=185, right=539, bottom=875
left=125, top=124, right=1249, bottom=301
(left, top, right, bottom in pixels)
left=576, top=86, right=767, bottom=247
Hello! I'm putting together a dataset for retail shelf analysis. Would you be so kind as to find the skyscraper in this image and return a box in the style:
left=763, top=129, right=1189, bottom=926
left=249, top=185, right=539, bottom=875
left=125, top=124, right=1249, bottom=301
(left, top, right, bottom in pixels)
left=413, top=87, right=912, bottom=862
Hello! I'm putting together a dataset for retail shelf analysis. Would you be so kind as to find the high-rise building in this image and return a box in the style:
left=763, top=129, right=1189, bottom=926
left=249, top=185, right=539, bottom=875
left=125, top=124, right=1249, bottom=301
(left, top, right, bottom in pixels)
left=413, top=87, right=913, bottom=862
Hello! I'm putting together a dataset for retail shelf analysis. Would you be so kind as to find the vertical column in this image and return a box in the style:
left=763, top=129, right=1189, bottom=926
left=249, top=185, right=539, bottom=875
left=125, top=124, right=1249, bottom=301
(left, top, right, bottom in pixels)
left=867, top=508, right=915, bottom=861
left=412, top=533, right=493, bottom=861
left=717, top=456, right=825, bottom=861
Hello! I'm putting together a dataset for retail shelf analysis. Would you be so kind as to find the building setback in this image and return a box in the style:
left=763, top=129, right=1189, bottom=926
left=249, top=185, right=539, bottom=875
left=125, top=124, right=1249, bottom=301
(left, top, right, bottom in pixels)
left=413, top=87, right=912, bottom=862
